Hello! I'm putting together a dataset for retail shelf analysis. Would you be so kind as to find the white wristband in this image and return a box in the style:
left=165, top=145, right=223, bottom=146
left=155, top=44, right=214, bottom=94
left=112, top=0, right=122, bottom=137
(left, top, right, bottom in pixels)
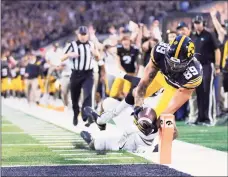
left=120, top=70, right=126, bottom=78
left=98, top=60, right=105, bottom=66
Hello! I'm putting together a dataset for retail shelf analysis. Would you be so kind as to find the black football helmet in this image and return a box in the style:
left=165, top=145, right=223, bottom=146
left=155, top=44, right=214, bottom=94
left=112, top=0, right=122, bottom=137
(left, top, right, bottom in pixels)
left=165, top=35, right=195, bottom=72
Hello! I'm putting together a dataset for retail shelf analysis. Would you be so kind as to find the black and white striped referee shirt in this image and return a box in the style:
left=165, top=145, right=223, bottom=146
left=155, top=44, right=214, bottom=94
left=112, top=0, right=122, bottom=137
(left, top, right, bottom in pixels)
left=64, top=40, right=96, bottom=71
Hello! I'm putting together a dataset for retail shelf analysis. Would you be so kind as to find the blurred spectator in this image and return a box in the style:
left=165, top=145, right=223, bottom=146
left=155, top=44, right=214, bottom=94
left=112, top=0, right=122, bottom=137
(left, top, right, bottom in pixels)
left=149, top=20, right=162, bottom=42
left=166, top=30, right=177, bottom=43
left=176, top=22, right=191, bottom=37
left=1, top=57, right=10, bottom=98
left=142, top=37, right=159, bottom=67
left=109, top=36, right=140, bottom=98
left=25, top=54, right=41, bottom=104
left=1, top=1, right=201, bottom=57
left=44, top=43, right=63, bottom=101
left=210, top=8, right=228, bottom=115
left=191, top=15, right=221, bottom=125
left=179, top=1, right=190, bottom=11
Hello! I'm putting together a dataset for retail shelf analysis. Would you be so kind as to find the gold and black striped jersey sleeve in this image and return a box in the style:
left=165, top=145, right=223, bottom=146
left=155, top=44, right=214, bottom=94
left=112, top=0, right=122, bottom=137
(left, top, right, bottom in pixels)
left=182, top=58, right=203, bottom=89
left=183, top=75, right=203, bottom=89
left=150, top=42, right=169, bottom=68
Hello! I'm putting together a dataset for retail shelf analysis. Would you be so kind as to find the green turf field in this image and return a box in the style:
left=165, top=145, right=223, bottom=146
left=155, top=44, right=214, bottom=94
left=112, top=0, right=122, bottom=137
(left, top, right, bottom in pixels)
left=176, top=121, right=228, bottom=151
left=1, top=115, right=149, bottom=166
left=2, top=104, right=227, bottom=167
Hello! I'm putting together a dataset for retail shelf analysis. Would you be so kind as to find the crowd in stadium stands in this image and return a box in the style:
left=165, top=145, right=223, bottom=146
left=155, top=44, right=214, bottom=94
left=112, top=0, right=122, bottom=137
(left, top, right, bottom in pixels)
left=1, top=1, right=210, bottom=55
left=1, top=1, right=227, bottom=126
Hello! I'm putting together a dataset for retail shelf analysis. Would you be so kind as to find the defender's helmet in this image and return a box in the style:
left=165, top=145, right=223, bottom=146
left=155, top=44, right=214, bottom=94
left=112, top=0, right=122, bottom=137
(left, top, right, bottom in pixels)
left=165, top=35, right=195, bottom=72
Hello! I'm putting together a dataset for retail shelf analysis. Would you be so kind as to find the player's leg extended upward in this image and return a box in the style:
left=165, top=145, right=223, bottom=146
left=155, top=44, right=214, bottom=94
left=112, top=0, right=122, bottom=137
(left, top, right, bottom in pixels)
left=96, top=74, right=141, bottom=126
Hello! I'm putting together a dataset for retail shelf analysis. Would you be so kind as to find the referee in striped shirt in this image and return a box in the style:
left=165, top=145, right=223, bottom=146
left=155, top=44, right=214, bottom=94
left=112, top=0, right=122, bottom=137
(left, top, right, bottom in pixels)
left=60, top=26, right=105, bottom=126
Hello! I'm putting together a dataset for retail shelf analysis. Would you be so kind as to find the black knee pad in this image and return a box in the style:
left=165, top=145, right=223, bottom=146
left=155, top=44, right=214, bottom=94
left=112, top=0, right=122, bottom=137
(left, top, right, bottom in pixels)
left=124, top=75, right=140, bottom=88
left=125, top=91, right=134, bottom=105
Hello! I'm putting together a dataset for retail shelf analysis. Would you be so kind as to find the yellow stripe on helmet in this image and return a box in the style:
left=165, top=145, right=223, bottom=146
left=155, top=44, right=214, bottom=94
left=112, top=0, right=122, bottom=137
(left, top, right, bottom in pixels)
left=174, top=36, right=186, bottom=58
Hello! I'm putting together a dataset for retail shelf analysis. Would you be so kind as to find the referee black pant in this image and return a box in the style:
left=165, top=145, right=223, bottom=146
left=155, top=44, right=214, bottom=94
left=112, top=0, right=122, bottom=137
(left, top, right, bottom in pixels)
left=70, top=70, right=94, bottom=121
left=195, top=63, right=216, bottom=124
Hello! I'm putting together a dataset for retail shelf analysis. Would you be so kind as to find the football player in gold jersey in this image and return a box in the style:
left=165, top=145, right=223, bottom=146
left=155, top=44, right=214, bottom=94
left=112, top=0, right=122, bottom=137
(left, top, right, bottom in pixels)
left=85, top=35, right=203, bottom=136
left=132, top=35, right=202, bottom=134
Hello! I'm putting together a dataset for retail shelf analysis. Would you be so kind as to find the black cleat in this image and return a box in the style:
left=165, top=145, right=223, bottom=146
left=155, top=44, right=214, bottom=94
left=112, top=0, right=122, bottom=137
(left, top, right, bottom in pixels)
left=153, top=144, right=159, bottom=152
left=73, top=116, right=78, bottom=126
left=84, top=116, right=94, bottom=127
left=80, top=131, right=92, bottom=145
left=84, top=106, right=100, bottom=121
left=84, top=106, right=106, bottom=130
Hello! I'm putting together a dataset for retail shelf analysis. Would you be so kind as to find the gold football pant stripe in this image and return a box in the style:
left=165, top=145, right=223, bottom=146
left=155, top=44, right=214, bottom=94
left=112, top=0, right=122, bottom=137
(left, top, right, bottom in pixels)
left=144, top=71, right=177, bottom=118
left=109, top=78, right=131, bottom=98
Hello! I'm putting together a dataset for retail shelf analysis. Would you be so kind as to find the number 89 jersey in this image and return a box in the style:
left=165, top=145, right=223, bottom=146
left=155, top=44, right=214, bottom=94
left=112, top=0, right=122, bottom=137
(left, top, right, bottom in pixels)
left=151, top=42, right=203, bottom=89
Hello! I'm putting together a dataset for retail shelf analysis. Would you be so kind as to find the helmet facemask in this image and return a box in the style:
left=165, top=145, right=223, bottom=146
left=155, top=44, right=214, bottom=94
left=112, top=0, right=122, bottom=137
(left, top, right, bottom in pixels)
left=165, top=48, right=192, bottom=73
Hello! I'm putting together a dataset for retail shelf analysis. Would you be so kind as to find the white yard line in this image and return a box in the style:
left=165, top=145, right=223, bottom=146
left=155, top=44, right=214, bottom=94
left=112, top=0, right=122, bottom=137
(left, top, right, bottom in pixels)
left=65, top=157, right=134, bottom=161
left=59, top=152, right=123, bottom=156
left=2, top=132, right=26, bottom=134
left=48, top=146, right=76, bottom=148
left=25, top=132, right=75, bottom=135
left=52, top=149, right=88, bottom=152
left=2, top=143, right=77, bottom=147
left=34, top=137, right=81, bottom=140
left=17, top=126, right=58, bottom=128
left=25, top=131, right=73, bottom=133
left=1, top=124, right=14, bottom=126
left=40, top=140, right=84, bottom=143
left=29, top=133, right=75, bottom=136
left=32, top=135, right=78, bottom=138
left=2, top=144, right=53, bottom=146
left=23, top=129, right=67, bottom=132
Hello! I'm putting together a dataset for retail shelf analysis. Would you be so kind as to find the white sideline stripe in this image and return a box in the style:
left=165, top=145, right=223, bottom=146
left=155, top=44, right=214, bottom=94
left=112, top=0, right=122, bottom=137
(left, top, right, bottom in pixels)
left=23, top=128, right=68, bottom=130
left=17, top=126, right=58, bottom=128
left=32, top=135, right=76, bottom=137
left=40, top=140, right=84, bottom=143
left=1, top=124, right=14, bottom=126
left=2, top=143, right=78, bottom=147
left=2, top=132, right=26, bottom=134
left=65, top=157, right=134, bottom=161
left=48, top=146, right=75, bottom=148
left=2, top=144, right=55, bottom=146
left=32, top=135, right=77, bottom=137
left=18, top=126, right=58, bottom=128
left=23, top=129, right=65, bottom=131
left=60, top=153, right=123, bottom=156
left=52, top=149, right=88, bottom=152
left=29, top=134, right=74, bottom=136
left=26, top=132, right=74, bottom=135
left=25, top=131, right=73, bottom=133
left=35, top=137, right=81, bottom=140
left=25, top=132, right=73, bottom=134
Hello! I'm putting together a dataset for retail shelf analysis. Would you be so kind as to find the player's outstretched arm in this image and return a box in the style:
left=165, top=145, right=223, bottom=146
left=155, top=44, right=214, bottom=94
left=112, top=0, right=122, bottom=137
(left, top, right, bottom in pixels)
left=134, top=59, right=158, bottom=107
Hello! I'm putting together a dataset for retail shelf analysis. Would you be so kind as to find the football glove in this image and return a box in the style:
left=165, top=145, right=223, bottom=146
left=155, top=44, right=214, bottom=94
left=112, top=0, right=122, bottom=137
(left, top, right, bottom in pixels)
left=131, top=106, right=143, bottom=120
